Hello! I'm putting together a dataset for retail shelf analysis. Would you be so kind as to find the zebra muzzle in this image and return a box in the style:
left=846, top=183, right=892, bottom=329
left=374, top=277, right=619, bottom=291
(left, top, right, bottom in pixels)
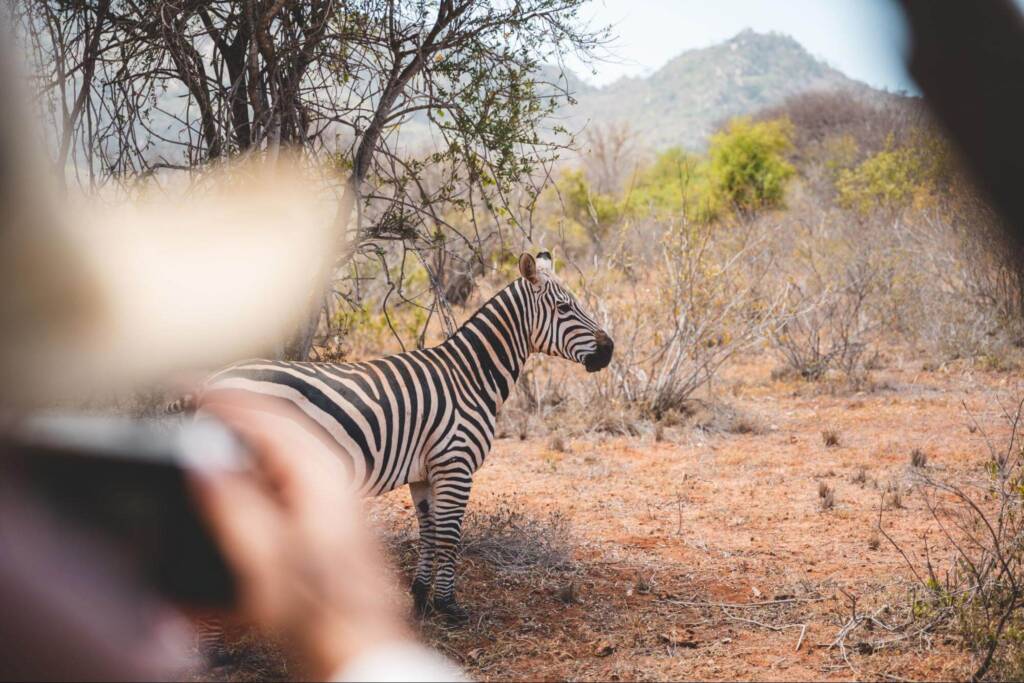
left=584, top=331, right=614, bottom=372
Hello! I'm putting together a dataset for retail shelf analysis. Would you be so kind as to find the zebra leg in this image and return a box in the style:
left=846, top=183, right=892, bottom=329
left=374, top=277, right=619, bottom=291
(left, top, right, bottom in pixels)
left=430, top=475, right=471, bottom=626
left=408, top=481, right=435, bottom=618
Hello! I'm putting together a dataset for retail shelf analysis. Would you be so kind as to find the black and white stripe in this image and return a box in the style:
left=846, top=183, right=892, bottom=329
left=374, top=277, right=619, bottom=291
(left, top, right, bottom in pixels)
left=197, top=252, right=613, bottom=623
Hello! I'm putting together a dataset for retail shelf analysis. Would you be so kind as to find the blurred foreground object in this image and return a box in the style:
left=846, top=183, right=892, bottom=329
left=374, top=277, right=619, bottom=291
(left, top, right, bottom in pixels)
left=0, top=30, right=459, bottom=682
left=898, top=0, right=1024, bottom=251
left=0, top=486, right=195, bottom=681
left=0, top=32, right=333, bottom=407
left=0, top=156, right=334, bottom=406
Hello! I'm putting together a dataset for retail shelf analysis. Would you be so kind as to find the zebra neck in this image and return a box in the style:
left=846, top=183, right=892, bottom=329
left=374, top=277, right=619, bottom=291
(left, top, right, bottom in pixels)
left=443, top=279, right=533, bottom=410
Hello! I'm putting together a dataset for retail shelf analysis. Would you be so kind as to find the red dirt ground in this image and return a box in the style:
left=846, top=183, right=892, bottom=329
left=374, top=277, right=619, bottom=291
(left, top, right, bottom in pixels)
left=358, top=352, right=1018, bottom=681
left=205, top=351, right=1020, bottom=681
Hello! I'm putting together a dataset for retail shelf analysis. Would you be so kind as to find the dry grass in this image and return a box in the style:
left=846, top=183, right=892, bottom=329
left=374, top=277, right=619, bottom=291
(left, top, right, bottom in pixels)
left=822, top=428, right=841, bottom=447
left=818, top=482, right=835, bottom=511
left=459, top=497, right=575, bottom=573
left=910, top=447, right=928, bottom=468
left=548, top=432, right=568, bottom=453
left=882, top=480, right=904, bottom=510
left=188, top=633, right=288, bottom=682
left=693, top=402, right=767, bottom=435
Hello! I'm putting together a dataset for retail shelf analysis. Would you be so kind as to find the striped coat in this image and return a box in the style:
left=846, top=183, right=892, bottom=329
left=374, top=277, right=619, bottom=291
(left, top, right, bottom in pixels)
left=198, top=252, right=613, bottom=623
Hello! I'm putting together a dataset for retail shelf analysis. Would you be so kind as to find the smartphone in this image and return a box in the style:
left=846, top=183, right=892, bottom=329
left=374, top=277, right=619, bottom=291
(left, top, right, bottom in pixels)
left=0, top=415, right=250, bottom=607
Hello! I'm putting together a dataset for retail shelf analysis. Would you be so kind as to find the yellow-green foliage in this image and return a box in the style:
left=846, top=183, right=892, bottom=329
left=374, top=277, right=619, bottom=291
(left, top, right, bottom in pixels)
left=558, top=169, right=624, bottom=240
left=562, top=169, right=622, bottom=224
left=558, top=148, right=719, bottom=234
left=836, top=131, right=951, bottom=213
left=335, top=301, right=432, bottom=356
left=708, top=117, right=795, bottom=213
left=837, top=138, right=925, bottom=213
left=823, top=134, right=859, bottom=175
left=625, top=147, right=717, bottom=222
left=556, top=117, right=796, bottom=232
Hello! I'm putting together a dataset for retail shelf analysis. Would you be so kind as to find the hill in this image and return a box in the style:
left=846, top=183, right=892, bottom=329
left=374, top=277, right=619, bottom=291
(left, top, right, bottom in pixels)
left=561, top=29, right=878, bottom=150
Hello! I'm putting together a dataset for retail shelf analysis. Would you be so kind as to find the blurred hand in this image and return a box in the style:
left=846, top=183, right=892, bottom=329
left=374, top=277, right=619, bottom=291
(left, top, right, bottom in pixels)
left=190, top=395, right=407, bottom=679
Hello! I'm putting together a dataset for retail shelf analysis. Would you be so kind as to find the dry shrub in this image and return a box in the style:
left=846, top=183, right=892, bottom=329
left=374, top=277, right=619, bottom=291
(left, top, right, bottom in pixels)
left=588, top=408, right=641, bottom=437
left=886, top=198, right=1024, bottom=361
left=771, top=261, right=877, bottom=386
left=690, top=401, right=766, bottom=435
left=759, top=91, right=926, bottom=165
left=548, top=432, right=568, bottom=452
left=851, top=466, right=868, bottom=486
left=818, top=482, right=835, bottom=511
left=882, top=480, right=904, bottom=510
left=496, top=365, right=564, bottom=439
left=910, top=447, right=928, bottom=468
left=461, top=496, right=575, bottom=573
left=583, top=215, right=782, bottom=421
left=880, top=397, right=1024, bottom=680
left=557, top=579, right=581, bottom=605
left=196, top=634, right=289, bottom=681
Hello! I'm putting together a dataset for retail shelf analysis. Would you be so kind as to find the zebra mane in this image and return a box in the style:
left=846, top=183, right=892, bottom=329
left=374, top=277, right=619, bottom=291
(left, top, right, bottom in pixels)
left=447, top=277, right=529, bottom=339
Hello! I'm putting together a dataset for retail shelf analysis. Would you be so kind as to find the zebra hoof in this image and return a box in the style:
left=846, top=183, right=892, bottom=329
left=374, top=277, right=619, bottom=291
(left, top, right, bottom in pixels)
left=411, top=581, right=431, bottom=619
left=433, top=596, right=469, bottom=626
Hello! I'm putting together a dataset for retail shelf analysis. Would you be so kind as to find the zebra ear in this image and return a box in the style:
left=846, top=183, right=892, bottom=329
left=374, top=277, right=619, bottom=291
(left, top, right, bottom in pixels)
left=536, top=251, right=553, bottom=273
left=519, top=253, right=541, bottom=285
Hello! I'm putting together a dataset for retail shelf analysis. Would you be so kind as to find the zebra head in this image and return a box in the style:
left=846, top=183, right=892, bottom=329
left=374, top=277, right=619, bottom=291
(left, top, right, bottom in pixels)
left=519, top=252, right=614, bottom=372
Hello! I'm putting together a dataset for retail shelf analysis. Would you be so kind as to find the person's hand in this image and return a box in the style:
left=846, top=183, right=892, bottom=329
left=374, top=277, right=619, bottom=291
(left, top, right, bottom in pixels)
left=190, top=394, right=408, bottom=679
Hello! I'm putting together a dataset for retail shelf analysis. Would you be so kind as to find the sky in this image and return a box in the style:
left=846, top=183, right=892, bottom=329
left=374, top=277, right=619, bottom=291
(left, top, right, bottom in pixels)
left=564, top=0, right=920, bottom=93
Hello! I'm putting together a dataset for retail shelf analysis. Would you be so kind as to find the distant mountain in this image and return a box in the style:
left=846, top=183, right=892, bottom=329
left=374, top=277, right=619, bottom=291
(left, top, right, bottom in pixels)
left=559, top=29, right=878, bottom=150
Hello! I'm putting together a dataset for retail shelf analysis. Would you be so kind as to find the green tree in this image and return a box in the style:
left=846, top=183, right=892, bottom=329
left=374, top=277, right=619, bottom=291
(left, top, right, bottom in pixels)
left=709, top=117, right=795, bottom=213
left=627, top=147, right=716, bottom=221
left=835, top=132, right=949, bottom=214
left=16, top=0, right=609, bottom=358
left=559, top=168, right=623, bottom=244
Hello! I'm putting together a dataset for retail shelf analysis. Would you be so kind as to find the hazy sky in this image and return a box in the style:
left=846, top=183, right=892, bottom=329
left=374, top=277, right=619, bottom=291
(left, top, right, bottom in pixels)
left=565, top=0, right=919, bottom=93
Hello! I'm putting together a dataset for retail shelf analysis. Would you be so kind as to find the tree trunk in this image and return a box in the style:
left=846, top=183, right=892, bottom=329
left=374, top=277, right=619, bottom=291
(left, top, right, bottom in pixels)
left=284, top=176, right=359, bottom=360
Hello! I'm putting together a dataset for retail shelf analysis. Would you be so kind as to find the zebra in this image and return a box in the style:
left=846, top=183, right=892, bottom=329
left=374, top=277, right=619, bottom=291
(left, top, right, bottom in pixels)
left=192, top=251, right=613, bottom=624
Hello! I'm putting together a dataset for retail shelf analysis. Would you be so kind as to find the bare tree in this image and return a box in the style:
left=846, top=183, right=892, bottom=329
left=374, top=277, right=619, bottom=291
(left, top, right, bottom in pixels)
left=582, top=120, right=641, bottom=195
left=13, top=0, right=609, bottom=357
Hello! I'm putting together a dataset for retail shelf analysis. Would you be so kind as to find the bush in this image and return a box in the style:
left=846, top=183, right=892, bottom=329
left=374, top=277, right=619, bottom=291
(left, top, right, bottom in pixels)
left=771, top=261, right=877, bottom=386
left=461, top=496, right=575, bottom=572
left=709, top=117, right=795, bottom=213
left=558, top=168, right=624, bottom=244
left=881, top=397, right=1024, bottom=680
left=587, top=215, right=781, bottom=420
left=625, top=147, right=717, bottom=222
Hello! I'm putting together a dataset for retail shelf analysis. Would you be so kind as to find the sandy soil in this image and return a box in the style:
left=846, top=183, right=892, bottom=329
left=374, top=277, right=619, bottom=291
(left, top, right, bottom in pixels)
left=356, top=353, right=1018, bottom=681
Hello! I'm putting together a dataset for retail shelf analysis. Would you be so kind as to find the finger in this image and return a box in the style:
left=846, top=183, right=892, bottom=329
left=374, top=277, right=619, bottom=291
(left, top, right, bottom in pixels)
left=188, top=469, right=282, bottom=582
left=199, top=398, right=311, bottom=498
left=202, top=397, right=354, bottom=509
left=202, top=398, right=322, bottom=482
